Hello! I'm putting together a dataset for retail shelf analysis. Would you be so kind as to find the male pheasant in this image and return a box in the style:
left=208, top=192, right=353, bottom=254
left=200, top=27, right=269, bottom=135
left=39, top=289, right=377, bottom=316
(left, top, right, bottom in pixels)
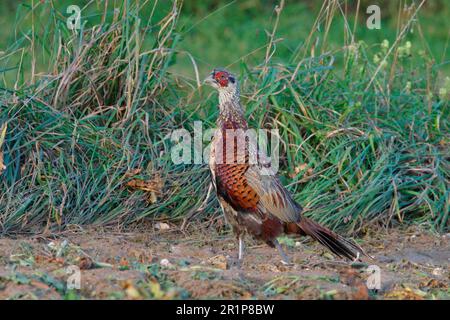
left=204, top=68, right=366, bottom=265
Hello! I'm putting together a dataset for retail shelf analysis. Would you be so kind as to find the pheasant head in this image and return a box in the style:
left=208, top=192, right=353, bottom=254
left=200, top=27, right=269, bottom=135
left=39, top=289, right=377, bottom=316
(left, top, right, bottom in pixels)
left=204, top=68, right=240, bottom=108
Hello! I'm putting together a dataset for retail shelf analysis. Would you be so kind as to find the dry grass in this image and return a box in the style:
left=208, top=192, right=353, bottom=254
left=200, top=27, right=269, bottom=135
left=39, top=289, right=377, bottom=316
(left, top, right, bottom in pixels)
left=0, top=1, right=448, bottom=235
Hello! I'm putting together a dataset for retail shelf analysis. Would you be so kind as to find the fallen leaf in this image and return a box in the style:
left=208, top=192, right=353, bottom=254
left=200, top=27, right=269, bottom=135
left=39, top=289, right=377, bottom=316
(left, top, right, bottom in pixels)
left=121, top=280, right=141, bottom=299
left=155, top=222, right=170, bottom=231
left=126, top=176, right=163, bottom=193
left=289, top=163, right=312, bottom=178
left=149, top=279, right=164, bottom=299
left=124, top=168, right=142, bottom=177
left=149, top=192, right=158, bottom=203
left=208, top=255, right=227, bottom=270
left=419, top=279, right=448, bottom=289
left=126, top=175, right=163, bottom=203
left=295, top=163, right=308, bottom=173
left=258, top=263, right=282, bottom=273
left=323, top=252, right=334, bottom=260
left=385, top=287, right=426, bottom=300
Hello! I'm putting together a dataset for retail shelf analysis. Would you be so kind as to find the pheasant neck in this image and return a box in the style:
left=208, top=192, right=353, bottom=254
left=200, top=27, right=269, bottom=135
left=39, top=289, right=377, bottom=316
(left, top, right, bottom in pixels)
left=217, top=90, right=247, bottom=129
left=218, top=88, right=240, bottom=106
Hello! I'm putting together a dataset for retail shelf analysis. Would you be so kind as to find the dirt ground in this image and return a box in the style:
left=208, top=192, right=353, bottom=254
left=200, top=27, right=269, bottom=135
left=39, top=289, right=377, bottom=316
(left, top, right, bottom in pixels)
left=0, top=223, right=448, bottom=300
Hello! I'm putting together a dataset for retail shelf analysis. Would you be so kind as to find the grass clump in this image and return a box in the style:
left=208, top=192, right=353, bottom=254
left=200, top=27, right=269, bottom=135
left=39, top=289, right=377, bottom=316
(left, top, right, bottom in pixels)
left=0, top=1, right=211, bottom=233
left=0, top=1, right=448, bottom=234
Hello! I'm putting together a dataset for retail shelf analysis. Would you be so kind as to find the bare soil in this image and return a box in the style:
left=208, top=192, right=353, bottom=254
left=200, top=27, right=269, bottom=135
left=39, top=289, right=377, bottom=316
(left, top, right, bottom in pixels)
left=0, top=224, right=448, bottom=300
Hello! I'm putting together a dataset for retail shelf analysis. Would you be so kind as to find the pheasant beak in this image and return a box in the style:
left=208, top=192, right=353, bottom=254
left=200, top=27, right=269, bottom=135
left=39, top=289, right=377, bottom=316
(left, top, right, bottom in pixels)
left=203, top=74, right=217, bottom=87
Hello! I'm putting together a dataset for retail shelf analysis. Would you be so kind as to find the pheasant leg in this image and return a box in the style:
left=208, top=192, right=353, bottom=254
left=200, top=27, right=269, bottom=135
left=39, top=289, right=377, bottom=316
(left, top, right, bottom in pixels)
left=238, top=235, right=245, bottom=261
left=274, top=239, right=293, bottom=265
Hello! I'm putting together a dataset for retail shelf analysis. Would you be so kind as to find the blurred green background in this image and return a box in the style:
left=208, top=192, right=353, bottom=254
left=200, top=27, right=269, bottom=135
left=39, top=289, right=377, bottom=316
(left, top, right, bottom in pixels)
left=1, top=0, right=449, bottom=84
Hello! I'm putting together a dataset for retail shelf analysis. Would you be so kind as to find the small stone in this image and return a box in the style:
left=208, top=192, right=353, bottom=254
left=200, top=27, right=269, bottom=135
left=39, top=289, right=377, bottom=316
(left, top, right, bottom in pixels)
left=155, top=222, right=170, bottom=230
left=432, top=267, right=443, bottom=277
left=160, top=258, right=172, bottom=267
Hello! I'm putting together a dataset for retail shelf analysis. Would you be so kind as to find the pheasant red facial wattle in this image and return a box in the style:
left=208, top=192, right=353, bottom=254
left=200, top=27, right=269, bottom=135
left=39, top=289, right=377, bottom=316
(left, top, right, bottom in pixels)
left=214, top=71, right=229, bottom=87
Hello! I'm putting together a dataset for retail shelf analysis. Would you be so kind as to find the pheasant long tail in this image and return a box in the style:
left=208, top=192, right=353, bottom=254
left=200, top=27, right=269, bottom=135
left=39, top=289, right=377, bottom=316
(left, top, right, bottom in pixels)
left=295, top=217, right=368, bottom=261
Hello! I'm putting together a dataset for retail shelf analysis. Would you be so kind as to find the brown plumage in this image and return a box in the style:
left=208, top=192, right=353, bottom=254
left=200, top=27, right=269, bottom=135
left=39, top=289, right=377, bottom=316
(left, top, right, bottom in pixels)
left=204, top=68, right=367, bottom=264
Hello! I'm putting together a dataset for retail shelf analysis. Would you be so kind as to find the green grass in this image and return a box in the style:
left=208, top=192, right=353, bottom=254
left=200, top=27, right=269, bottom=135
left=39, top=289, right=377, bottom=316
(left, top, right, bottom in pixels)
left=0, top=0, right=448, bottom=234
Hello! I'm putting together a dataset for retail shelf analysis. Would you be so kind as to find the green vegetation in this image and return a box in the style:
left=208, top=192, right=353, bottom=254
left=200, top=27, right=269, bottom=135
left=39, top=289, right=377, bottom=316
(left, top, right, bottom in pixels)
left=0, top=1, right=448, bottom=234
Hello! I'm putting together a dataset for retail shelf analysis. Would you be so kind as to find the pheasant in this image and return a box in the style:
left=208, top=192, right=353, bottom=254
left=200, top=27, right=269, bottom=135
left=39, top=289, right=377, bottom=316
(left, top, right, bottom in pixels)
left=204, top=68, right=367, bottom=265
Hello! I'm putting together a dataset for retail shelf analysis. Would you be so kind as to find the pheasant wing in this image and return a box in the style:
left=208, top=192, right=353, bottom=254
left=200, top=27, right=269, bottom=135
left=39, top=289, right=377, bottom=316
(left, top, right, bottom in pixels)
left=245, top=162, right=302, bottom=223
